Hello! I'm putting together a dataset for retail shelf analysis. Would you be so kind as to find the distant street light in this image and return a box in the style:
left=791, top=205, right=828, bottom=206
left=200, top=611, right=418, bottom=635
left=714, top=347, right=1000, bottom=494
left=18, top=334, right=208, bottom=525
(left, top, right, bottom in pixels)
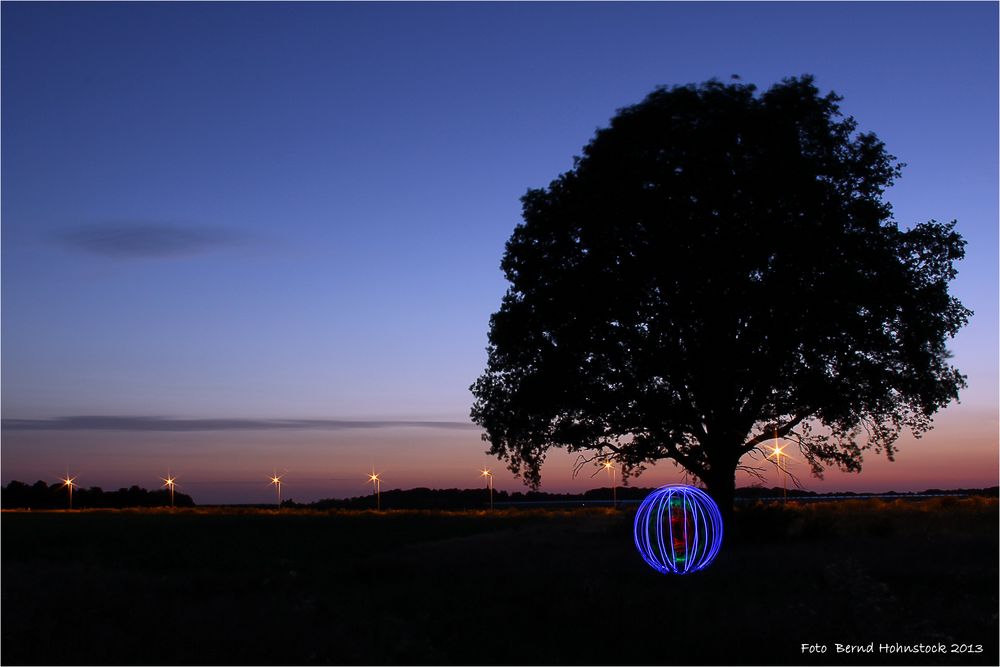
left=767, top=430, right=788, bottom=502
left=480, top=468, right=494, bottom=510
left=270, top=473, right=283, bottom=509
left=162, top=473, right=177, bottom=508
left=602, top=460, right=617, bottom=508
left=61, top=474, right=77, bottom=510
left=367, top=469, right=382, bottom=511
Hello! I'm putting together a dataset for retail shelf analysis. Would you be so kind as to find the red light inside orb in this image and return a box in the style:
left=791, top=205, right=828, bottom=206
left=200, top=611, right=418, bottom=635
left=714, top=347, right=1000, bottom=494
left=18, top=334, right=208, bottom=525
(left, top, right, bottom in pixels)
left=668, top=496, right=691, bottom=564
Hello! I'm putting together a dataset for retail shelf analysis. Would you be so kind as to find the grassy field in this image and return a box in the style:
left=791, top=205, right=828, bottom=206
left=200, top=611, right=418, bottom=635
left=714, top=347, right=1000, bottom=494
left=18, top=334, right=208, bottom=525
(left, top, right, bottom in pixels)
left=2, top=498, right=997, bottom=666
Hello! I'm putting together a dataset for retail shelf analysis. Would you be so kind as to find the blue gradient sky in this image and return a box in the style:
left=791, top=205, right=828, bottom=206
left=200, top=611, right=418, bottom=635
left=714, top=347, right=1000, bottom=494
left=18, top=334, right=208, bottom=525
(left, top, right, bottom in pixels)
left=3, top=2, right=997, bottom=503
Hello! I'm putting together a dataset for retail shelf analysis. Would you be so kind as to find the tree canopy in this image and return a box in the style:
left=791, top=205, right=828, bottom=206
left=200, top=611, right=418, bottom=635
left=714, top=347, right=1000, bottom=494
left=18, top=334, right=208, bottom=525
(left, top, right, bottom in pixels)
left=470, top=76, right=970, bottom=509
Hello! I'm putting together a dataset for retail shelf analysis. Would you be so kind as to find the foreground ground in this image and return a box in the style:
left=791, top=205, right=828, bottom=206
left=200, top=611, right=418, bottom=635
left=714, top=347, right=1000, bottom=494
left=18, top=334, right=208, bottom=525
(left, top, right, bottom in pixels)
left=2, top=498, right=997, bottom=666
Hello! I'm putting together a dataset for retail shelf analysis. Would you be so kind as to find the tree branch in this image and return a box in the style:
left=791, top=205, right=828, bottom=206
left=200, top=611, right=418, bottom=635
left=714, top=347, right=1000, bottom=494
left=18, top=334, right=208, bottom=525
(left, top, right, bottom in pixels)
left=665, top=439, right=706, bottom=479
left=742, top=413, right=808, bottom=453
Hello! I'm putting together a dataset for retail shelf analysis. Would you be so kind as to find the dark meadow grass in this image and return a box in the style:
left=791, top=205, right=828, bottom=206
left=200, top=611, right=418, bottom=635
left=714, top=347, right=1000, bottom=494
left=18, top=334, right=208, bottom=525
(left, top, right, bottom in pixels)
left=2, top=499, right=996, bottom=665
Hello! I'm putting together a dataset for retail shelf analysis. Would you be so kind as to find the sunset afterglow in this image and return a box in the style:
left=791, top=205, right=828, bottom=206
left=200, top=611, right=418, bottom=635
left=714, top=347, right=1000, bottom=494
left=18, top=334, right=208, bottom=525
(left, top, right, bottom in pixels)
left=1, top=2, right=996, bottom=504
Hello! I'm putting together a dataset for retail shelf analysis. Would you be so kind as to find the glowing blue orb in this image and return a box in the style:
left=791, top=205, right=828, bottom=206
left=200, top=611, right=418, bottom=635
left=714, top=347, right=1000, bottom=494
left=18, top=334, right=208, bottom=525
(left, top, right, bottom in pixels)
left=633, top=484, right=723, bottom=575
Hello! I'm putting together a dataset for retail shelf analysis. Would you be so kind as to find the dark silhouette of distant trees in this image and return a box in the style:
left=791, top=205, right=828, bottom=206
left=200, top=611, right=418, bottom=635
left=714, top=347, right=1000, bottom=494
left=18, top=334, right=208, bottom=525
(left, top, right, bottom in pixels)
left=306, top=486, right=655, bottom=510
left=308, top=487, right=510, bottom=510
left=471, top=76, right=970, bottom=515
left=1, top=480, right=194, bottom=509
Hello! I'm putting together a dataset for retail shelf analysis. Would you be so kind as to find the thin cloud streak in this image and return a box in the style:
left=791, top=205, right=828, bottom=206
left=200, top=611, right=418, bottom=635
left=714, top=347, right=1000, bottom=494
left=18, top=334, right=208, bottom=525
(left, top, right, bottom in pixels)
left=54, top=222, right=245, bottom=259
left=2, top=416, right=481, bottom=432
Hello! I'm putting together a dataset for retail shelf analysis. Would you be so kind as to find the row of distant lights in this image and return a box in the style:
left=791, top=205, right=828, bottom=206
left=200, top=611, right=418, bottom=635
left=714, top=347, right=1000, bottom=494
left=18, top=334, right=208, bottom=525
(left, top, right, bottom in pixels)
left=59, top=470, right=383, bottom=509
left=59, top=447, right=790, bottom=510
left=57, top=465, right=504, bottom=510
left=60, top=473, right=181, bottom=509
left=272, top=468, right=386, bottom=507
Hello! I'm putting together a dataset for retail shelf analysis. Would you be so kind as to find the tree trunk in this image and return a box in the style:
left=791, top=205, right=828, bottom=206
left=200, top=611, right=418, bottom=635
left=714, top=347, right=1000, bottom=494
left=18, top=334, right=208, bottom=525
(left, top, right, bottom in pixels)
left=702, top=465, right=737, bottom=527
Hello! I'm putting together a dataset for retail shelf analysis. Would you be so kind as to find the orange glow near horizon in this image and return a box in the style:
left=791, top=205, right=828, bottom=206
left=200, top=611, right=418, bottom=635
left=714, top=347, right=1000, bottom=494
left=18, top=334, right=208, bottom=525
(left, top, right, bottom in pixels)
left=3, top=405, right=994, bottom=504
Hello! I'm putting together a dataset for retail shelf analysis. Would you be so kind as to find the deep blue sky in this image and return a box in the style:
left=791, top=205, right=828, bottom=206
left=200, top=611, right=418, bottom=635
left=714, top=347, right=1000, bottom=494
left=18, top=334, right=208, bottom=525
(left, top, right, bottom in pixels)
left=3, top=2, right=997, bottom=501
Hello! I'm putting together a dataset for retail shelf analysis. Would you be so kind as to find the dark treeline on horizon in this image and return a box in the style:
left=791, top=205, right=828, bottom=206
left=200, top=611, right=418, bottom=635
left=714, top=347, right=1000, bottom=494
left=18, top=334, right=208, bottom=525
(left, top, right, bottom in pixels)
left=1, top=480, right=195, bottom=509
left=2, top=480, right=995, bottom=510
left=301, top=486, right=655, bottom=511
left=289, top=485, right=1000, bottom=511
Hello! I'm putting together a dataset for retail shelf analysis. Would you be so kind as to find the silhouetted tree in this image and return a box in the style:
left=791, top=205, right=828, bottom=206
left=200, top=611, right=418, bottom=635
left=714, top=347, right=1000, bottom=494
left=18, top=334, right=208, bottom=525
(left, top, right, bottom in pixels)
left=471, top=76, right=970, bottom=514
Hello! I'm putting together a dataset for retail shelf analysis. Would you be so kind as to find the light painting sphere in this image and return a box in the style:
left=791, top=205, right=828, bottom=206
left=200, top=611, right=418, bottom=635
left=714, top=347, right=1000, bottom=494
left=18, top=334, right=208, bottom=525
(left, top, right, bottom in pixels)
left=633, top=484, right=724, bottom=575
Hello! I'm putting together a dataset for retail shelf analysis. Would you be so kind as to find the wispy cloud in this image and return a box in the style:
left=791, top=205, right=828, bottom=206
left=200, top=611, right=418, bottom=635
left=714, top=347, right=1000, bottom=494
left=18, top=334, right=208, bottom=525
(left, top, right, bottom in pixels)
left=2, top=416, right=480, bottom=432
left=54, top=222, right=244, bottom=259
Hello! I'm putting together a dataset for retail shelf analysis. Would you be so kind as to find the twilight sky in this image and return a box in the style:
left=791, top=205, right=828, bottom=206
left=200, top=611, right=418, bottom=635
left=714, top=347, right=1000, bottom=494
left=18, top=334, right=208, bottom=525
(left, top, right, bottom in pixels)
left=2, top=2, right=997, bottom=503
